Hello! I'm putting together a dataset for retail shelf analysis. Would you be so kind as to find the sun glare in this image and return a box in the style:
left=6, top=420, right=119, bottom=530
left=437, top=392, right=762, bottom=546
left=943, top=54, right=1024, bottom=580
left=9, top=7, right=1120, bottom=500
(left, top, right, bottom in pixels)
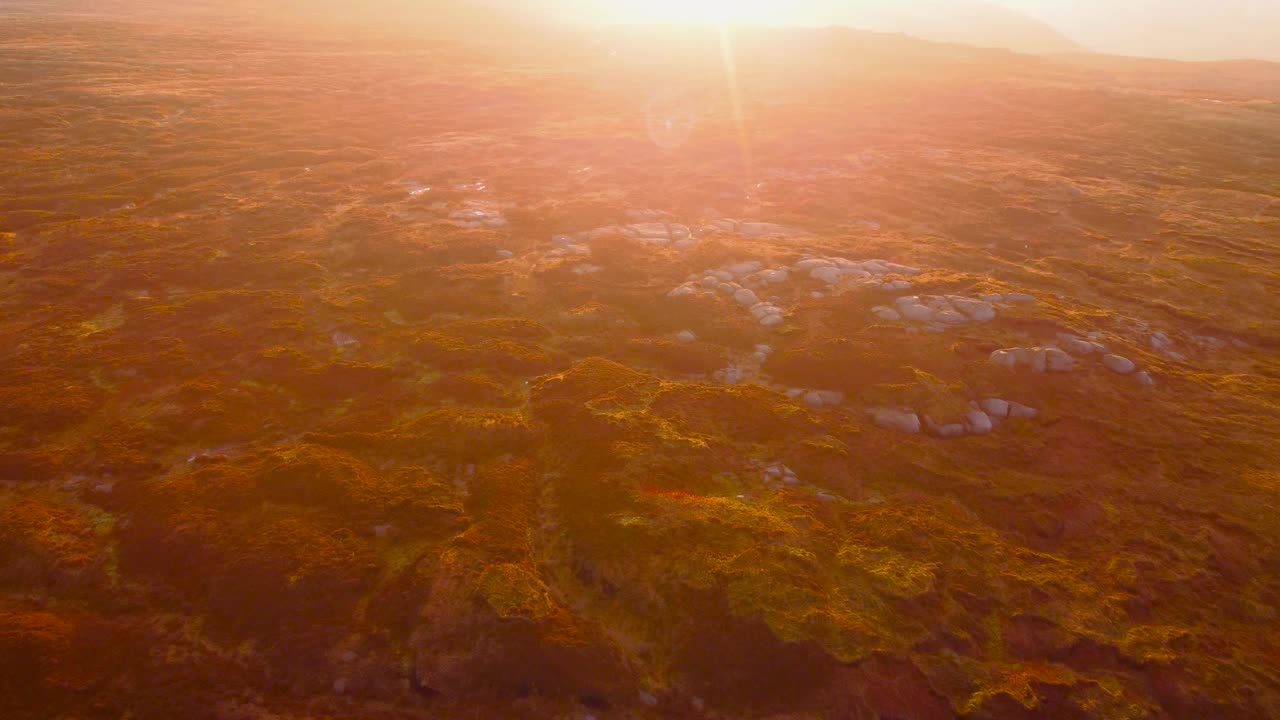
left=609, top=0, right=788, bottom=26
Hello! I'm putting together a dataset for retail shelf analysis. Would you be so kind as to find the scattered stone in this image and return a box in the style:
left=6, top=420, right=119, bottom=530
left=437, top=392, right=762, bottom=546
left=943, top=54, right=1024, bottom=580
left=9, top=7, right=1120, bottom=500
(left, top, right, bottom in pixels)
left=870, top=408, right=922, bottom=434
left=333, top=679, right=348, bottom=695
left=739, top=222, right=789, bottom=238
left=964, top=410, right=994, bottom=435
left=625, top=209, right=665, bottom=221
left=989, top=349, right=1017, bottom=368
left=675, top=330, right=696, bottom=344
left=1150, top=332, right=1174, bottom=351
left=1058, top=334, right=1103, bottom=356
left=760, top=315, right=785, bottom=328
left=881, top=280, right=913, bottom=292
left=625, top=222, right=670, bottom=240
left=979, top=398, right=1010, bottom=418
left=332, top=331, right=359, bottom=348
left=667, top=286, right=696, bottom=299
left=572, top=264, right=602, bottom=275
left=725, top=261, right=764, bottom=277
left=991, top=346, right=1072, bottom=372
left=900, top=303, right=936, bottom=322
left=1044, top=348, right=1074, bottom=372
left=734, top=288, right=761, bottom=306
left=925, top=417, right=967, bottom=438
left=373, top=524, right=392, bottom=538
left=1134, top=371, right=1156, bottom=387
left=450, top=207, right=506, bottom=228
left=714, top=366, right=752, bottom=384
left=1029, top=348, right=1049, bottom=373
left=886, top=294, right=996, bottom=327
left=872, top=306, right=902, bottom=322
left=796, top=258, right=834, bottom=270
left=638, top=691, right=658, bottom=707
left=1102, top=354, right=1136, bottom=374
left=803, top=390, right=844, bottom=408
left=816, top=493, right=838, bottom=503
left=1004, top=293, right=1036, bottom=304
left=948, top=297, right=996, bottom=323
left=811, top=266, right=845, bottom=284
left=1008, top=402, right=1039, bottom=420
left=496, top=249, right=514, bottom=259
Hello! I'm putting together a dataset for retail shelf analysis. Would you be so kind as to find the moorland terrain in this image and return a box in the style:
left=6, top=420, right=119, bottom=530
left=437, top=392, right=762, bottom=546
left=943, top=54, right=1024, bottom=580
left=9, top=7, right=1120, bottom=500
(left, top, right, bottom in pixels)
left=1, top=2, right=1279, bottom=719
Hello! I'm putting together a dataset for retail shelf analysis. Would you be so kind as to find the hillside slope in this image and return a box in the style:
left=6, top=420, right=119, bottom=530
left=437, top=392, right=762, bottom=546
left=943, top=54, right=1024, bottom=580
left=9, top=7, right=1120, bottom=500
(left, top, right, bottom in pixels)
left=1, top=4, right=1278, bottom=720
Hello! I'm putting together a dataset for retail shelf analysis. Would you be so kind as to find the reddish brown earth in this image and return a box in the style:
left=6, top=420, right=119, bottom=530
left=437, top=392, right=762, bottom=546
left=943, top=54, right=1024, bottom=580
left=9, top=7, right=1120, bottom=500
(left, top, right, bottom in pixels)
left=1, top=3, right=1279, bottom=719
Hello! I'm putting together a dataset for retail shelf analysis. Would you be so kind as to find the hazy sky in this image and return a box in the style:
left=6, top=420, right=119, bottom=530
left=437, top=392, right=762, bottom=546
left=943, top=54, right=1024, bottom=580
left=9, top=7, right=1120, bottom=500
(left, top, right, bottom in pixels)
left=535, top=0, right=1280, bottom=62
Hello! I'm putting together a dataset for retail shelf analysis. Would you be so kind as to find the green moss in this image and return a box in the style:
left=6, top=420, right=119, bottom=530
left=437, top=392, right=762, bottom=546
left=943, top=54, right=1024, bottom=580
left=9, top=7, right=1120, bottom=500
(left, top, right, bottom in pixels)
left=836, top=544, right=938, bottom=599
left=475, top=563, right=556, bottom=620
left=1117, top=625, right=1187, bottom=665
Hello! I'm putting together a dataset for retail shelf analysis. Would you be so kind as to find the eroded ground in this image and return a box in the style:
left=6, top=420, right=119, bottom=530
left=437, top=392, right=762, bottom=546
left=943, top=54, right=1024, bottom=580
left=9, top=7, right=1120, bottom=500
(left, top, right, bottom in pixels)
left=1, top=6, right=1279, bottom=720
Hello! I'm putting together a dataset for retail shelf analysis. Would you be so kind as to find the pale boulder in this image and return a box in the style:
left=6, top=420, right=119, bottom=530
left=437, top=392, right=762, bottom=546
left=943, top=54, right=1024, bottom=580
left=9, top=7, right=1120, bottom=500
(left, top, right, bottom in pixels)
left=980, top=398, right=1010, bottom=418
left=871, top=408, right=922, bottom=434
left=1008, top=402, right=1039, bottom=420
left=1044, top=348, right=1074, bottom=372
left=964, top=411, right=994, bottom=435
left=1102, top=354, right=1136, bottom=374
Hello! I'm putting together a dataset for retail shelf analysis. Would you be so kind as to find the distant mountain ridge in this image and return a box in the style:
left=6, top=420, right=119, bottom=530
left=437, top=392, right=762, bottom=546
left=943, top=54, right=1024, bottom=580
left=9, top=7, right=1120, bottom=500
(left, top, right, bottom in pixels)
left=992, top=0, right=1280, bottom=62
left=538, top=0, right=1085, bottom=56
left=801, top=0, right=1086, bottom=55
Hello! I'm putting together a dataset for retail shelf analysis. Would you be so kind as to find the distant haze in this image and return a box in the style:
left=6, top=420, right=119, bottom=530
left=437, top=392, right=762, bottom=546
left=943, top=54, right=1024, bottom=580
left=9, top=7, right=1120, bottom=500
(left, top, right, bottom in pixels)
left=204, top=1, right=1280, bottom=63
left=995, top=0, right=1280, bottom=62
left=532, top=0, right=1280, bottom=62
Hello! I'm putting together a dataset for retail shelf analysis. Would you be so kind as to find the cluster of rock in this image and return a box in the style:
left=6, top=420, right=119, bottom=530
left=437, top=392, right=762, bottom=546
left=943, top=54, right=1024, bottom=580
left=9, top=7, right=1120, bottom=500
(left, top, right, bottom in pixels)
left=992, top=336, right=1154, bottom=385
left=619, top=221, right=696, bottom=249
left=1149, top=330, right=1188, bottom=361
left=449, top=205, right=507, bottom=229
left=870, top=398, right=1038, bottom=437
left=789, top=388, right=845, bottom=409
left=1101, top=354, right=1155, bottom=385
left=546, top=234, right=592, bottom=258
left=668, top=261, right=789, bottom=328
left=712, top=344, right=774, bottom=384
left=989, top=346, right=1076, bottom=372
left=794, top=256, right=920, bottom=290
left=872, top=294, right=997, bottom=329
left=561, top=211, right=795, bottom=252
left=760, top=462, right=800, bottom=487
left=980, top=292, right=1037, bottom=305
left=700, top=218, right=792, bottom=239
left=548, top=210, right=695, bottom=251
left=1055, top=332, right=1108, bottom=356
